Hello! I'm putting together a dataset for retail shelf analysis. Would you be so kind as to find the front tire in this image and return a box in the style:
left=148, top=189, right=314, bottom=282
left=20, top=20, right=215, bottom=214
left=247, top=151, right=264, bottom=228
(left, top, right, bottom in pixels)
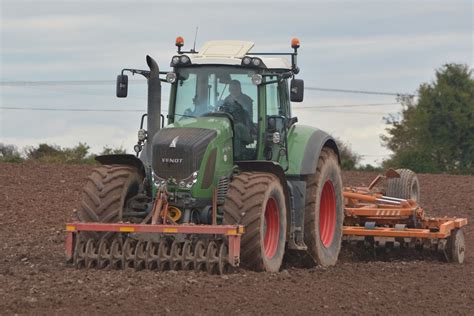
left=304, top=147, right=344, bottom=267
left=223, top=172, right=287, bottom=272
left=77, top=165, right=143, bottom=237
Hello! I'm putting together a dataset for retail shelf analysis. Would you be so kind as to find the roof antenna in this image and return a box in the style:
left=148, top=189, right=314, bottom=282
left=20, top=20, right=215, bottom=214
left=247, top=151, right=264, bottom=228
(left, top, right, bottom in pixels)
left=192, top=26, right=199, bottom=53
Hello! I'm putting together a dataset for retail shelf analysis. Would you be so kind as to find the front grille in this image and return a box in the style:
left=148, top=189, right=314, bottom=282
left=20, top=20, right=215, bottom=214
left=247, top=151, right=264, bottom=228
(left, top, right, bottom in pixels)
left=152, top=128, right=217, bottom=180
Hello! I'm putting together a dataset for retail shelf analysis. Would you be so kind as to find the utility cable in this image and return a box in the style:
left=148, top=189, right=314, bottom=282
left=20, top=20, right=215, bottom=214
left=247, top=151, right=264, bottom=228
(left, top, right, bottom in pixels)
left=1, top=80, right=415, bottom=97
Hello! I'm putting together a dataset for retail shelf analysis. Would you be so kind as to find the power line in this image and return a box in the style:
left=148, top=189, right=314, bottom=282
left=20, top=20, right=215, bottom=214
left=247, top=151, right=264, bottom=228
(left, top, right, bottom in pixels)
left=1, top=80, right=116, bottom=86
left=298, top=102, right=400, bottom=109
left=0, top=80, right=147, bottom=87
left=297, top=109, right=391, bottom=116
left=305, top=86, right=416, bottom=97
left=0, top=106, right=144, bottom=112
left=1, top=80, right=414, bottom=97
left=1, top=103, right=398, bottom=114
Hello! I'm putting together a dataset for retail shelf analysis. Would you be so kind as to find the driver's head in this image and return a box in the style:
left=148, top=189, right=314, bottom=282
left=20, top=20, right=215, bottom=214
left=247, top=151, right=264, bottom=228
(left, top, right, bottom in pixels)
left=229, top=80, right=242, bottom=98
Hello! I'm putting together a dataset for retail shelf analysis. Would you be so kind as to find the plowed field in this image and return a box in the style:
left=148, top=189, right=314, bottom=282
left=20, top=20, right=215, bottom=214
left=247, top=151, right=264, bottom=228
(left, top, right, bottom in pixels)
left=1, top=163, right=472, bottom=315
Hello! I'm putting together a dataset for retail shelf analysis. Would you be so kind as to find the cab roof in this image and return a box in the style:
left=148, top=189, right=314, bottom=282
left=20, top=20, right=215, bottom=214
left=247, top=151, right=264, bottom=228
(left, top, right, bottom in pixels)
left=183, top=40, right=292, bottom=70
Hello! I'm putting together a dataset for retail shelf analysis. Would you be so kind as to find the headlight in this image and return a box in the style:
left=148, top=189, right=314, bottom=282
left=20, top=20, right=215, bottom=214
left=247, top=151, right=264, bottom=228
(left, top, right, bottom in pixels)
left=251, top=74, right=263, bottom=85
left=170, top=55, right=191, bottom=67
left=179, top=171, right=199, bottom=190
left=166, top=72, right=177, bottom=83
left=171, top=56, right=180, bottom=65
left=137, top=128, right=147, bottom=141
left=152, top=171, right=167, bottom=187
left=133, top=144, right=142, bottom=153
left=272, top=132, right=281, bottom=144
left=252, top=58, right=262, bottom=66
left=242, top=56, right=252, bottom=65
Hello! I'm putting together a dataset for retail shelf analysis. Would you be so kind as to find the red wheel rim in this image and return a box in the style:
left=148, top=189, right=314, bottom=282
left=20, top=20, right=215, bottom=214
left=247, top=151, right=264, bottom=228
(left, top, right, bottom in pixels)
left=263, top=197, right=280, bottom=259
left=319, top=180, right=336, bottom=247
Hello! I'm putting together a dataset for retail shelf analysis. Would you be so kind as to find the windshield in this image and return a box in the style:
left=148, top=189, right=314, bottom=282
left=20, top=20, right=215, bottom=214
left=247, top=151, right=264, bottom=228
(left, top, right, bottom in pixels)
left=173, top=66, right=258, bottom=123
left=173, top=66, right=258, bottom=160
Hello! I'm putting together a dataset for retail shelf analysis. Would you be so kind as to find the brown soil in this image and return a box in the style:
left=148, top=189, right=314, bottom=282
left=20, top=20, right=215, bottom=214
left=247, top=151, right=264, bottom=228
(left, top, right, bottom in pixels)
left=0, top=163, right=473, bottom=315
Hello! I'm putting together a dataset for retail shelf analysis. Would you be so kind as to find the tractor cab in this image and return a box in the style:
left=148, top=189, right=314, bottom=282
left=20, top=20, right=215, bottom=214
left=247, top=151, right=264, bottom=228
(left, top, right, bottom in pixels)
left=165, top=39, right=304, bottom=162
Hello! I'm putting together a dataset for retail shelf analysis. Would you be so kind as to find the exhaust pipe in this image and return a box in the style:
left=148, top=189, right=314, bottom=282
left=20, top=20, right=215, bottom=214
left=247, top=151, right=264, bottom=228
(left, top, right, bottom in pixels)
left=146, top=55, right=161, bottom=159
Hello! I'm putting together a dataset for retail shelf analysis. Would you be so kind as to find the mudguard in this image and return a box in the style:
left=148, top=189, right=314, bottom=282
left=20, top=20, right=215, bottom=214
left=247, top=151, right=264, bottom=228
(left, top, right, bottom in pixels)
left=95, top=154, right=146, bottom=177
left=285, top=125, right=340, bottom=177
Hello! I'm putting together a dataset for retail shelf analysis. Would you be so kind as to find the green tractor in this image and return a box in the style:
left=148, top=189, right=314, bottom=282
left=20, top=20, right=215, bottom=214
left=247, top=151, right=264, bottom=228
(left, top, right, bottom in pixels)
left=74, top=38, right=344, bottom=272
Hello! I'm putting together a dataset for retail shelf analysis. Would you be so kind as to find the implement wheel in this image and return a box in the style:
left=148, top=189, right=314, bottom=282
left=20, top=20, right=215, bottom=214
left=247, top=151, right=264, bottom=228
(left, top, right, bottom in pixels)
left=304, top=147, right=344, bottom=267
left=77, top=165, right=143, bottom=238
left=447, top=229, right=466, bottom=264
left=223, top=172, right=287, bottom=272
left=386, top=168, right=420, bottom=202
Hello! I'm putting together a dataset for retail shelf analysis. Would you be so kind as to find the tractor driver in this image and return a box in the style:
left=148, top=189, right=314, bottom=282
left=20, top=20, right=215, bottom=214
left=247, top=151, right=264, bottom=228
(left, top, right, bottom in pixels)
left=220, top=80, right=255, bottom=159
left=224, top=80, right=253, bottom=120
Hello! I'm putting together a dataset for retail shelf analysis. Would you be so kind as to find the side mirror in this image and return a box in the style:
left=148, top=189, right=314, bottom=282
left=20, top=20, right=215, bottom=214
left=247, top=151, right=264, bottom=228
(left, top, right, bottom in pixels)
left=116, top=74, right=128, bottom=98
left=290, top=79, right=304, bottom=102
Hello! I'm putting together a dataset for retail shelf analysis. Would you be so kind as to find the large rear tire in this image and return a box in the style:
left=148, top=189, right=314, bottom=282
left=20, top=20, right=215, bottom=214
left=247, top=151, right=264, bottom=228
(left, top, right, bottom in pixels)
left=386, top=168, right=420, bottom=202
left=223, top=172, right=287, bottom=272
left=77, top=165, right=143, bottom=237
left=304, top=147, right=344, bottom=267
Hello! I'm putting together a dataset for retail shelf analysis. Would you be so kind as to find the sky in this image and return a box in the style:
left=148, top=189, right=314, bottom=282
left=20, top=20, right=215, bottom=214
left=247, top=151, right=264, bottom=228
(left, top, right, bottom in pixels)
left=1, top=0, right=473, bottom=165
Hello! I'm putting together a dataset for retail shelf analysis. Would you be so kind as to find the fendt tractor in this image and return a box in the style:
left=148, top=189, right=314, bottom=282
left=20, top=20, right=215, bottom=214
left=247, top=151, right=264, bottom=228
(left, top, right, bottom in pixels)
left=65, top=38, right=467, bottom=274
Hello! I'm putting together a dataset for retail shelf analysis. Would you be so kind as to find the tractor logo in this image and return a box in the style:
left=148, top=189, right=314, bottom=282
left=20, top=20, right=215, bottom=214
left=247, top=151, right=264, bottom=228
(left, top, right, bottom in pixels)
left=170, top=136, right=179, bottom=148
left=162, top=158, right=183, bottom=164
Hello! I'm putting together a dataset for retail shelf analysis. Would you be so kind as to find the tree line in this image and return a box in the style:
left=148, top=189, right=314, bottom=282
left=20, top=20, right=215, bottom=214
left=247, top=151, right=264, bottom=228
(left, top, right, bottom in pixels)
left=0, top=143, right=126, bottom=164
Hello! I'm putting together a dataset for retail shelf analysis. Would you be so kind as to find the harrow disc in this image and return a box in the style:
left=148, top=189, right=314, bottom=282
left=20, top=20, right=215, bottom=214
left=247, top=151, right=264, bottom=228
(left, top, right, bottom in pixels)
left=110, top=238, right=124, bottom=269
left=134, top=240, right=147, bottom=271
left=218, top=242, right=231, bottom=275
left=182, top=240, right=195, bottom=271
left=145, top=241, right=159, bottom=270
left=97, top=239, right=110, bottom=269
left=85, top=239, right=98, bottom=269
left=170, top=241, right=184, bottom=270
left=194, top=240, right=207, bottom=272
left=123, top=238, right=137, bottom=268
left=158, top=239, right=171, bottom=271
left=206, top=241, right=219, bottom=274
left=74, top=238, right=87, bottom=269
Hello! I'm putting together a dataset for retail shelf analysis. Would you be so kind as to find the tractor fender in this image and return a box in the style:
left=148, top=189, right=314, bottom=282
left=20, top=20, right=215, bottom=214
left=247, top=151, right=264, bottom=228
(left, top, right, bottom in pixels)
left=95, top=154, right=146, bottom=177
left=286, top=125, right=340, bottom=176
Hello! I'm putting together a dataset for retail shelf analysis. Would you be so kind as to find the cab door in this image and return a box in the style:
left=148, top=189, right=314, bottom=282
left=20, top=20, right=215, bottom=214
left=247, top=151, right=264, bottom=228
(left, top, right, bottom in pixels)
left=264, top=78, right=290, bottom=167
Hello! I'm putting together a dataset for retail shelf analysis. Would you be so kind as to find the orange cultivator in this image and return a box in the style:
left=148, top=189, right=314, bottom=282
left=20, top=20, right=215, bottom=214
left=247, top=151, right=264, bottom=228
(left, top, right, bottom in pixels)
left=65, top=187, right=244, bottom=274
left=342, top=170, right=467, bottom=263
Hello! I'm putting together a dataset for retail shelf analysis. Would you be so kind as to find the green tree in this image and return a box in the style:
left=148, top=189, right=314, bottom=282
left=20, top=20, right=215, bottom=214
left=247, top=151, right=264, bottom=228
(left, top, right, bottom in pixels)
left=382, top=64, right=474, bottom=174
left=25, top=143, right=96, bottom=164
left=335, top=138, right=361, bottom=170
left=0, top=143, right=24, bottom=163
left=100, top=145, right=127, bottom=155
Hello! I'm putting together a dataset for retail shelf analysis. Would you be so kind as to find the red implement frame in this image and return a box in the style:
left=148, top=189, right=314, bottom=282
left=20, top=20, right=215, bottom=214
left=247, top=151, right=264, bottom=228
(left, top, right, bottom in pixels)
left=65, top=187, right=244, bottom=267
left=65, top=223, right=244, bottom=267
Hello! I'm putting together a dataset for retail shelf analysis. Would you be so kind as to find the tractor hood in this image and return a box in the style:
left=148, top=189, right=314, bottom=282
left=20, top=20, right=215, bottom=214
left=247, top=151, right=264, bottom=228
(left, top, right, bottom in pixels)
left=150, top=116, right=234, bottom=195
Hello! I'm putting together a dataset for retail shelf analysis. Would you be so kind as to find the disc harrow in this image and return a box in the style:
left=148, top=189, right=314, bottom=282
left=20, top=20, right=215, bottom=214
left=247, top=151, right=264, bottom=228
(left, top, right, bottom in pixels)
left=342, top=177, right=468, bottom=263
left=66, top=222, right=244, bottom=274
left=72, top=235, right=233, bottom=274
